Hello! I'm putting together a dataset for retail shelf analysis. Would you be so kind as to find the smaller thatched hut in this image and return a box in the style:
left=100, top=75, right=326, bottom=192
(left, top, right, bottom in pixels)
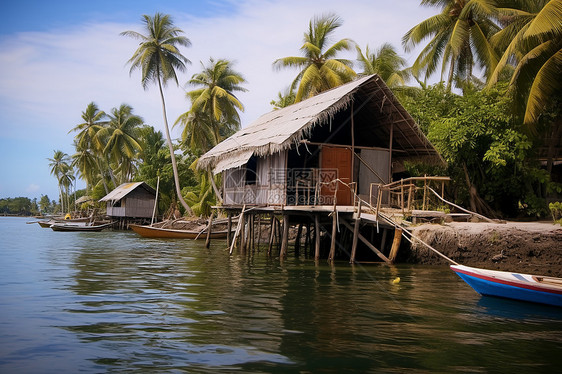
left=100, top=182, right=156, bottom=225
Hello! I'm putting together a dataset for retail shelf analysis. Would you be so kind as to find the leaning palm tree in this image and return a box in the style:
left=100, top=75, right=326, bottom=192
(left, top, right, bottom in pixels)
left=273, top=13, right=356, bottom=102
left=121, top=12, right=194, bottom=215
left=47, top=150, right=71, bottom=213
left=402, top=0, right=501, bottom=90
left=356, top=43, right=411, bottom=88
left=177, top=58, right=247, bottom=154
left=488, top=0, right=561, bottom=125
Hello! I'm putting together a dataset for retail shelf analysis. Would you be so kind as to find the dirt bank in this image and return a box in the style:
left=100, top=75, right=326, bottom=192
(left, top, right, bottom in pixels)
left=406, top=221, right=562, bottom=277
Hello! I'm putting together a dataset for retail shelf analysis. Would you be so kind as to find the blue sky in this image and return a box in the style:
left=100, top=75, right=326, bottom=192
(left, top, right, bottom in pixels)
left=0, top=0, right=436, bottom=202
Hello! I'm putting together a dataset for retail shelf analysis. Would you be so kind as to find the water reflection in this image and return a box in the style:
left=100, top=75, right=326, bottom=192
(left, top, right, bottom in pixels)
left=1, top=218, right=561, bottom=373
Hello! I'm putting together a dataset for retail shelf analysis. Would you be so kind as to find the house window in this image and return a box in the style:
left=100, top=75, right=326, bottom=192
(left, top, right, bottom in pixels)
left=246, top=156, right=258, bottom=185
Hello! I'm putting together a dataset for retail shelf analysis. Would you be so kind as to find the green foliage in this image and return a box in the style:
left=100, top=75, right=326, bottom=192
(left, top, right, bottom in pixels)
left=403, top=82, right=553, bottom=217
left=184, top=172, right=216, bottom=217
left=550, top=202, right=562, bottom=225
left=0, top=197, right=38, bottom=216
left=136, top=126, right=197, bottom=215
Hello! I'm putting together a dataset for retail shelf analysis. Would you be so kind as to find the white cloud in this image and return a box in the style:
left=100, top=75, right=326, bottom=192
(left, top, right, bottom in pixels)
left=26, top=183, right=40, bottom=193
left=0, top=0, right=436, bottom=198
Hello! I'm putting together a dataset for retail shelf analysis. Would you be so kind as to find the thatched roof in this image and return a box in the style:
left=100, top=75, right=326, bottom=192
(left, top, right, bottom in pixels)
left=99, top=182, right=155, bottom=202
left=198, top=74, right=442, bottom=173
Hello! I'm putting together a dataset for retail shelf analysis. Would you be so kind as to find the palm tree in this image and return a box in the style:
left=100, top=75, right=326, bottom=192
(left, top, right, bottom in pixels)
left=402, top=0, right=501, bottom=90
left=98, top=104, right=143, bottom=184
left=121, top=12, right=194, bottom=215
left=273, top=13, right=356, bottom=102
left=270, top=87, right=296, bottom=109
left=177, top=58, right=247, bottom=154
left=356, top=43, right=411, bottom=88
left=47, top=150, right=71, bottom=213
left=488, top=0, right=561, bottom=125
left=69, top=102, right=110, bottom=193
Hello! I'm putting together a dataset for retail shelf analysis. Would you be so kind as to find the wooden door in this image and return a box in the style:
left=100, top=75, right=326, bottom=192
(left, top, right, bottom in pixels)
left=320, top=146, right=352, bottom=205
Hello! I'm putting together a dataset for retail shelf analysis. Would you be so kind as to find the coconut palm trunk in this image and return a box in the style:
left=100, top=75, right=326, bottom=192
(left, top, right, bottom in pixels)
left=157, top=75, right=193, bottom=214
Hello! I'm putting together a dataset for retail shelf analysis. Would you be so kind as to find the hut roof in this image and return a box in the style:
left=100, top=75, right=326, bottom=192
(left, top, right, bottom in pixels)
left=99, top=182, right=156, bottom=202
left=198, top=74, right=442, bottom=173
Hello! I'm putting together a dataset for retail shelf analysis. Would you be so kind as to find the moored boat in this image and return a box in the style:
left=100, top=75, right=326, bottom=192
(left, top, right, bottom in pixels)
left=50, top=222, right=114, bottom=232
left=129, top=224, right=230, bottom=239
left=451, top=264, right=562, bottom=307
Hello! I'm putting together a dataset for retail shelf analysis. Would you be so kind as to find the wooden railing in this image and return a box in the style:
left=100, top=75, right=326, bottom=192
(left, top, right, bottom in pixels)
left=370, top=176, right=451, bottom=215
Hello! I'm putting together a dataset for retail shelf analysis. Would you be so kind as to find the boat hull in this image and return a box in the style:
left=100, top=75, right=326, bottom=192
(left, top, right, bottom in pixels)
left=451, top=265, right=562, bottom=307
left=50, top=222, right=113, bottom=232
left=129, top=224, right=230, bottom=239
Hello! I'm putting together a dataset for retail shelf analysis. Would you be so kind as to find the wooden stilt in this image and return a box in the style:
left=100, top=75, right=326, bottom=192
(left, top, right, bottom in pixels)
left=314, top=214, right=321, bottom=261
left=239, top=210, right=246, bottom=252
left=328, top=211, right=337, bottom=262
left=350, top=200, right=362, bottom=263
left=205, top=211, right=214, bottom=249
left=226, top=213, right=232, bottom=246
left=295, top=223, right=303, bottom=257
left=268, top=215, right=276, bottom=256
left=305, top=221, right=311, bottom=258
left=341, top=220, right=391, bottom=264
left=229, top=205, right=245, bottom=255
left=257, top=214, right=262, bottom=251
left=280, top=214, right=289, bottom=259
left=389, top=227, right=402, bottom=263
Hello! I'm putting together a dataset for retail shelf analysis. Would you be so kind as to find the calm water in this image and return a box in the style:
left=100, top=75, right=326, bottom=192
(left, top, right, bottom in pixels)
left=0, top=217, right=561, bottom=373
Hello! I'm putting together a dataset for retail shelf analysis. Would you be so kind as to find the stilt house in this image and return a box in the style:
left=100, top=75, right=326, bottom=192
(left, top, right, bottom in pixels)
left=198, top=74, right=443, bottom=208
left=100, top=182, right=156, bottom=220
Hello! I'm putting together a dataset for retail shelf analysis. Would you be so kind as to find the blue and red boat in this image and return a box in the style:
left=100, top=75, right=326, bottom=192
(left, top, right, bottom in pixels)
left=451, top=265, right=562, bottom=307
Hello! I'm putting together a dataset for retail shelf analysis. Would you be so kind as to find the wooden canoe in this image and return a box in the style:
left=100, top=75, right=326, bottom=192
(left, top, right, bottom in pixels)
left=50, top=222, right=114, bottom=232
left=129, top=224, right=230, bottom=239
left=451, top=265, right=562, bottom=307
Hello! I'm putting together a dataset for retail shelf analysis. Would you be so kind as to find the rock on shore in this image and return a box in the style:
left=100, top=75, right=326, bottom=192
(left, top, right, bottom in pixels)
left=406, top=221, right=562, bottom=278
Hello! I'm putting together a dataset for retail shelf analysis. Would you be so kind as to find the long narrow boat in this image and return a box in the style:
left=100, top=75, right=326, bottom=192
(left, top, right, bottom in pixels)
left=129, top=224, right=230, bottom=239
left=451, top=265, right=562, bottom=307
left=50, top=222, right=114, bottom=232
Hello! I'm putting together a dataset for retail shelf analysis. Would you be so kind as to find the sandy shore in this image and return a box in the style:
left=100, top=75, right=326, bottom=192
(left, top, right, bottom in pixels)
left=406, top=221, right=562, bottom=277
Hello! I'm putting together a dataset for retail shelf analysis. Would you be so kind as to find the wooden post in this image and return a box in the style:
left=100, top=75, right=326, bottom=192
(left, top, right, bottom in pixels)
left=314, top=214, right=321, bottom=261
left=239, top=210, right=246, bottom=252
left=280, top=214, right=289, bottom=259
left=328, top=210, right=337, bottom=262
left=389, top=227, right=402, bottom=263
left=305, top=221, right=311, bottom=258
left=226, top=213, right=232, bottom=246
left=205, top=211, right=214, bottom=249
left=229, top=205, right=245, bottom=255
left=257, top=214, right=262, bottom=251
left=423, top=175, right=428, bottom=211
left=268, top=215, right=276, bottom=256
left=350, top=200, right=362, bottom=263
left=295, top=223, right=303, bottom=257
